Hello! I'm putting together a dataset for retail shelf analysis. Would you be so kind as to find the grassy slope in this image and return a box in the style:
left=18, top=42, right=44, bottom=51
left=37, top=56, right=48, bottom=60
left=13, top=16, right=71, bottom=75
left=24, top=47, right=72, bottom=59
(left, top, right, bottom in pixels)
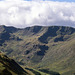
left=0, top=25, right=75, bottom=75
left=36, top=39, right=75, bottom=75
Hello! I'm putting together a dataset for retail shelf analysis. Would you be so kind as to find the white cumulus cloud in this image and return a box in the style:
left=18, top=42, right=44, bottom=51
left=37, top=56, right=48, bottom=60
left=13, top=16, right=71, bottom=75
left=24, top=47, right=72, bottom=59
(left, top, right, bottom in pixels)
left=0, top=1, right=75, bottom=28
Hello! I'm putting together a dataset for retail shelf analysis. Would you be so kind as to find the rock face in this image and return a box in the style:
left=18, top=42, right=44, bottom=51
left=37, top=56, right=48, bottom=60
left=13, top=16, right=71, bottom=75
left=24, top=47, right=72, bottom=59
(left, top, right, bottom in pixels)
left=0, top=25, right=75, bottom=75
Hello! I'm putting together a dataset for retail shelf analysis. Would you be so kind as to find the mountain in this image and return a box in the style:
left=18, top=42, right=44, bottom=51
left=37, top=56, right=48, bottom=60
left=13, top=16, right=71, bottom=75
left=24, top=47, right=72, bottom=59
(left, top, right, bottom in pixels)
left=0, top=25, right=75, bottom=75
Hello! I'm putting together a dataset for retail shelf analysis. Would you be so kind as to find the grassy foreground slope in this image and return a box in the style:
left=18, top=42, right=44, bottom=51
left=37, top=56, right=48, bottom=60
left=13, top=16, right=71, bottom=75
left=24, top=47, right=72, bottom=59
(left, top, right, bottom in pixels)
left=0, top=25, right=75, bottom=75
left=0, top=53, right=30, bottom=75
left=0, top=53, right=60, bottom=75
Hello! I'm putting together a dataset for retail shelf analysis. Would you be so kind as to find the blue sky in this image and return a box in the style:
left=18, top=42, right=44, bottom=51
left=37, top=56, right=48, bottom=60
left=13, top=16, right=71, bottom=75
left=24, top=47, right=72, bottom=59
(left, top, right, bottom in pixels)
left=0, top=0, right=75, bottom=2
left=25, top=0, right=75, bottom=2
left=49, top=0, right=75, bottom=2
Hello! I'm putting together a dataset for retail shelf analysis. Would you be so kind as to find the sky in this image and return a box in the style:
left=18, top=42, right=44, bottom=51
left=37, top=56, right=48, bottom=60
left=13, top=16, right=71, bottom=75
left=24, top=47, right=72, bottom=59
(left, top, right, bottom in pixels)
left=0, top=0, right=75, bottom=28
left=26, top=0, right=75, bottom=2
left=1, top=0, right=75, bottom=2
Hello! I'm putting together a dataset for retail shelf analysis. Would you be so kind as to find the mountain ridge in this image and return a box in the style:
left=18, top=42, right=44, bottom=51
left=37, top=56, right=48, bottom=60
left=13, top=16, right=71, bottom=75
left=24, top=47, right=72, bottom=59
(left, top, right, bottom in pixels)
left=0, top=25, right=75, bottom=75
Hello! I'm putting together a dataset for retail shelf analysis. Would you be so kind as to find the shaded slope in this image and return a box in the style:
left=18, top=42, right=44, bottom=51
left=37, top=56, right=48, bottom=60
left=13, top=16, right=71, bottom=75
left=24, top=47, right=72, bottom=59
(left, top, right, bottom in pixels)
left=38, top=26, right=75, bottom=43
left=0, top=25, right=22, bottom=46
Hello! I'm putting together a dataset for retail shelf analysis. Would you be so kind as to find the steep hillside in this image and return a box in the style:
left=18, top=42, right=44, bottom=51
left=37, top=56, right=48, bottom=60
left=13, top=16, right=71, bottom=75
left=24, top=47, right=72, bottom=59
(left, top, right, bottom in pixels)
left=0, top=25, right=75, bottom=75
left=0, top=53, right=29, bottom=75
left=0, top=53, right=60, bottom=75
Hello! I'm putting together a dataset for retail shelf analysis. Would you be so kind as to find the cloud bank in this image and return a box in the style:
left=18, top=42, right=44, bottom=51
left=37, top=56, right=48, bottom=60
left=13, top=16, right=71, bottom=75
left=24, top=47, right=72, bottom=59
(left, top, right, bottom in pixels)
left=0, top=1, right=75, bottom=28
